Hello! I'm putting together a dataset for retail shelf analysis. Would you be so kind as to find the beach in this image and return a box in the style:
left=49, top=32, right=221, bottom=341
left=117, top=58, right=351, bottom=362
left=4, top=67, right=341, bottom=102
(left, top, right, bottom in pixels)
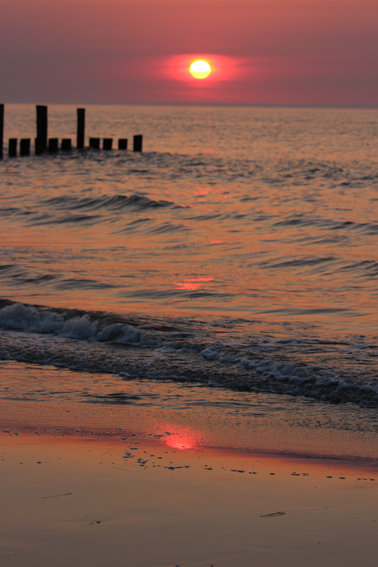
left=2, top=431, right=378, bottom=567
left=1, top=360, right=378, bottom=566
left=1, top=104, right=378, bottom=565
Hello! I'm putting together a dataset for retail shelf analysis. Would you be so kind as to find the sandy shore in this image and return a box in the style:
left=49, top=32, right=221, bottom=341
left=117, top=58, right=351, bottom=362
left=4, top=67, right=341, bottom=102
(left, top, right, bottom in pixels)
left=2, top=428, right=378, bottom=566
left=1, top=362, right=378, bottom=566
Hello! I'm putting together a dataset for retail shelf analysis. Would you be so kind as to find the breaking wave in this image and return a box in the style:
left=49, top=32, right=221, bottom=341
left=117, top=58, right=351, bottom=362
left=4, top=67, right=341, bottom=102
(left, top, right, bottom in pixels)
left=1, top=300, right=378, bottom=408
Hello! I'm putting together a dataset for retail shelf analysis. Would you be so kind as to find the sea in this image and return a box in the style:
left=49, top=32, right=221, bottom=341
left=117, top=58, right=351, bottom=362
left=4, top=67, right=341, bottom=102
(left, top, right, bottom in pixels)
left=1, top=104, right=378, bottom=452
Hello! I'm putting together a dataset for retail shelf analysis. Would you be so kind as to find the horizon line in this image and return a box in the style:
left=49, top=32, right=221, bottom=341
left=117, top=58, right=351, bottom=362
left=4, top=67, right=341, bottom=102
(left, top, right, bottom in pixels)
left=2, top=101, right=378, bottom=111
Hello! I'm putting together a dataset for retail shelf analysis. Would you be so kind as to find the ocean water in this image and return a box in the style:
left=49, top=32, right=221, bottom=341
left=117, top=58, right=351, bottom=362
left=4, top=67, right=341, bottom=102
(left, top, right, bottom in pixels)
left=1, top=104, right=378, bottom=413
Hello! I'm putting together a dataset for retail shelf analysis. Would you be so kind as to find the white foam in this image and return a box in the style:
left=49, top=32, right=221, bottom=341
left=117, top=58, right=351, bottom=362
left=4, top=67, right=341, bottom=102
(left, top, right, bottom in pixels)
left=61, top=315, right=97, bottom=340
left=0, top=303, right=64, bottom=334
left=1, top=301, right=378, bottom=407
left=0, top=303, right=150, bottom=346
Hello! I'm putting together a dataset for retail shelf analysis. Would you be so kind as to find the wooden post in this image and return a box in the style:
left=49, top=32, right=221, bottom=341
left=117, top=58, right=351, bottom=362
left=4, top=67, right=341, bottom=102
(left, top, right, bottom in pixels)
left=49, top=138, right=59, bottom=153
left=89, top=138, right=100, bottom=149
left=103, top=138, right=112, bottom=150
left=36, top=105, right=48, bottom=153
left=61, top=139, right=72, bottom=151
left=20, top=139, right=31, bottom=156
left=35, top=138, right=43, bottom=154
left=0, top=104, right=4, bottom=159
left=118, top=138, right=128, bottom=150
left=77, top=108, right=85, bottom=149
left=8, top=139, right=17, bottom=157
left=133, top=134, right=143, bottom=152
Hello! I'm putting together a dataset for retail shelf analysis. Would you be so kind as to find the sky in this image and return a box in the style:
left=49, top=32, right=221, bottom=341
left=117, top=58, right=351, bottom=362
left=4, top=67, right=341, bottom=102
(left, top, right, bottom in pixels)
left=1, top=0, right=377, bottom=106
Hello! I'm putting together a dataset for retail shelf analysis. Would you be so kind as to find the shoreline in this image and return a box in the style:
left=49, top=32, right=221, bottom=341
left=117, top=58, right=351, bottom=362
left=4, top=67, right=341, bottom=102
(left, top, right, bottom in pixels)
left=2, top=359, right=378, bottom=462
left=2, top=428, right=378, bottom=567
left=2, top=421, right=378, bottom=474
left=2, top=361, right=378, bottom=566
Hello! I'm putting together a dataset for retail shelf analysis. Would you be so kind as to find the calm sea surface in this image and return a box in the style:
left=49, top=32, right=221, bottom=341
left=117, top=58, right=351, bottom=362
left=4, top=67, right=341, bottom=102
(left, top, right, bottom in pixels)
left=1, top=104, right=378, bottom=418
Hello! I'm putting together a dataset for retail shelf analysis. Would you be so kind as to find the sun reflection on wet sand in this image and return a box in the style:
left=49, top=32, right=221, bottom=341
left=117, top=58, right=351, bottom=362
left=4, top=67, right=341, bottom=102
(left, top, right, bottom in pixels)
left=2, top=426, right=378, bottom=567
left=153, top=423, right=203, bottom=451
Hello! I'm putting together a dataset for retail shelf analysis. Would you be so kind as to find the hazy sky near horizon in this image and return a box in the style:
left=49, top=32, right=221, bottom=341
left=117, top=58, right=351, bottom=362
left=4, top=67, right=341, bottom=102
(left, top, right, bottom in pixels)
left=1, top=0, right=377, bottom=106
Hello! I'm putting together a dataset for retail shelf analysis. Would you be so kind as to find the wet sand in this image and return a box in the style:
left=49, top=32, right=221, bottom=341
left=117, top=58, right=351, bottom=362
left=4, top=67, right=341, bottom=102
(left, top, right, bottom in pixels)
left=1, top=427, right=378, bottom=566
left=1, top=362, right=378, bottom=566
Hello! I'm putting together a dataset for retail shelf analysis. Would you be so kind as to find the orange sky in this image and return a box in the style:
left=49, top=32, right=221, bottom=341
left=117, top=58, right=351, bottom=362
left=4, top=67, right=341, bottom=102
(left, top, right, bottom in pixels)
left=1, top=0, right=377, bottom=105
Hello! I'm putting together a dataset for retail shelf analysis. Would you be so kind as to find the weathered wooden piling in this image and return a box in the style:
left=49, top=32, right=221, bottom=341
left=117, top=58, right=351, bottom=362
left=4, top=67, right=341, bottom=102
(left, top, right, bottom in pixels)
left=20, top=139, right=31, bottom=156
left=1, top=105, right=144, bottom=158
left=133, top=135, right=143, bottom=152
left=49, top=138, right=59, bottom=153
left=35, top=138, right=44, bottom=155
left=103, top=138, right=112, bottom=150
left=8, top=139, right=17, bottom=157
left=0, top=104, right=4, bottom=159
left=61, top=139, right=72, bottom=151
left=89, top=138, right=100, bottom=149
left=77, top=108, right=85, bottom=149
left=36, top=105, right=48, bottom=153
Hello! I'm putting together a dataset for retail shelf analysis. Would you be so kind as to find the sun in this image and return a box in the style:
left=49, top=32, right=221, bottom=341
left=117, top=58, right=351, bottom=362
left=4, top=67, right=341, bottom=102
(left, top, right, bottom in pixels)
left=189, top=60, right=212, bottom=80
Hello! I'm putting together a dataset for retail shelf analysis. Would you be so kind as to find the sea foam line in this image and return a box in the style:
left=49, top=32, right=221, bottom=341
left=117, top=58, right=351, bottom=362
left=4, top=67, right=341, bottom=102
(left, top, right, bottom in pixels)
left=1, top=300, right=378, bottom=408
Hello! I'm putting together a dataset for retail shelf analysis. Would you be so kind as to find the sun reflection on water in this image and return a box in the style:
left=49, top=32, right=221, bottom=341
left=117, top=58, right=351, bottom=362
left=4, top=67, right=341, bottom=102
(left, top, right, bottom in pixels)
left=175, top=277, right=214, bottom=291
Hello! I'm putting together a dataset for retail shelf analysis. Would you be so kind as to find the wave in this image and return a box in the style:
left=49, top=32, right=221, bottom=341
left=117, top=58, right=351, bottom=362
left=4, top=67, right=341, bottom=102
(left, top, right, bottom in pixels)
left=274, top=215, right=378, bottom=235
left=0, top=194, right=177, bottom=227
left=1, top=300, right=378, bottom=408
left=50, top=150, right=375, bottom=188
left=42, top=194, right=176, bottom=212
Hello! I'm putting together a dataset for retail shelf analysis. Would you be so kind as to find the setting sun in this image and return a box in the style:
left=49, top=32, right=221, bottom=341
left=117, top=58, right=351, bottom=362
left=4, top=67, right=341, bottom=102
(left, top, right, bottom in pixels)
left=189, top=60, right=212, bottom=80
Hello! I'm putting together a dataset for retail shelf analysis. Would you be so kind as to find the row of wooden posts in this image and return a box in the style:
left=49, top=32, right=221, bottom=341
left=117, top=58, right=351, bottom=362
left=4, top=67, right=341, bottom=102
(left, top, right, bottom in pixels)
left=0, top=104, right=143, bottom=159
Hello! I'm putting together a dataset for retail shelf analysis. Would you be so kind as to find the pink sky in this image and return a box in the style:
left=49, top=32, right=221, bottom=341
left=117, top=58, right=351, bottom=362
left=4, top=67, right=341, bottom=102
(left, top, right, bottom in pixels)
left=1, top=0, right=377, bottom=106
